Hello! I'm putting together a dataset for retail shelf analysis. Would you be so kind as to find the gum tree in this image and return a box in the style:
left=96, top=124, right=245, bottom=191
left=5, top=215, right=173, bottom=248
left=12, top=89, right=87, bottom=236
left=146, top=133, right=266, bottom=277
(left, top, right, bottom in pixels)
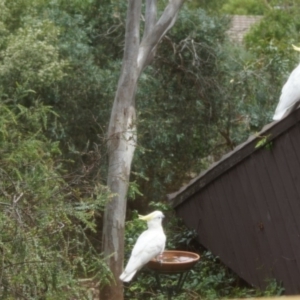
left=101, top=0, right=185, bottom=299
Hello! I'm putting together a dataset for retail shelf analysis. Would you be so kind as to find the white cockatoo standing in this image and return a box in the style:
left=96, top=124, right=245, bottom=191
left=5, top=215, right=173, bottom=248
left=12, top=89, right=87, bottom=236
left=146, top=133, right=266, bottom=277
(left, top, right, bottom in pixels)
left=119, top=210, right=166, bottom=282
left=273, top=45, right=300, bottom=121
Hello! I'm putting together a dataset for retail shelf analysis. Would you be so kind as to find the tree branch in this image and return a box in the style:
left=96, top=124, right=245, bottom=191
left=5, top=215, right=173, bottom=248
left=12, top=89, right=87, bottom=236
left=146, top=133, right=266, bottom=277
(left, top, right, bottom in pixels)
left=108, top=0, right=142, bottom=143
left=120, top=0, right=142, bottom=83
left=144, top=0, right=157, bottom=38
left=137, top=0, right=185, bottom=74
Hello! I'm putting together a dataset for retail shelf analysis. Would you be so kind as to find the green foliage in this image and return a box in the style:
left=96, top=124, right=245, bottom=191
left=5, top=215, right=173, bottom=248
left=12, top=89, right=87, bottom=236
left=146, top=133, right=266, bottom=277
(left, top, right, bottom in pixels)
left=221, top=0, right=266, bottom=15
left=132, top=7, right=275, bottom=205
left=182, top=251, right=284, bottom=299
left=242, top=4, right=300, bottom=132
left=244, top=2, right=300, bottom=74
left=0, top=0, right=124, bottom=161
left=220, top=0, right=300, bottom=15
left=0, top=0, right=280, bottom=217
left=255, top=134, right=273, bottom=150
left=131, top=8, right=233, bottom=203
left=186, top=0, right=228, bottom=12
left=0, top=20, right=67, bottom=92
left=0, top=98, right=112, bottom=298
left=245, top=8, right=300, bottom=54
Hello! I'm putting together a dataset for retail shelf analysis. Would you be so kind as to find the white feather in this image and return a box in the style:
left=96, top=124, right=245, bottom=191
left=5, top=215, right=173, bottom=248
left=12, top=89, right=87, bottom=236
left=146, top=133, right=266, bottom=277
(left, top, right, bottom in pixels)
left=119, top=211, right=166, bottom=282
left=273, top=63, right=300, bottom=121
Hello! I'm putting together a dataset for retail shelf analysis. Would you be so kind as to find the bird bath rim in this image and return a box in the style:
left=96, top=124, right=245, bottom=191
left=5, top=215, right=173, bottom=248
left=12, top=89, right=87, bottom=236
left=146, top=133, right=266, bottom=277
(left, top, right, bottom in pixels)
left=146, top=250, right=200, bottom=274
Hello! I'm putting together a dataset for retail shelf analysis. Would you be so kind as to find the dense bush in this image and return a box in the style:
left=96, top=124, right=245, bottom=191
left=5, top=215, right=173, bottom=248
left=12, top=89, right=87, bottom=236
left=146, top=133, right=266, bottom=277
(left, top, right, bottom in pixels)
left=0, top=99, right=112, bottom=299
left=130, top=7, right=276, bottom=207
left=221, top=0, right=266, bottom=15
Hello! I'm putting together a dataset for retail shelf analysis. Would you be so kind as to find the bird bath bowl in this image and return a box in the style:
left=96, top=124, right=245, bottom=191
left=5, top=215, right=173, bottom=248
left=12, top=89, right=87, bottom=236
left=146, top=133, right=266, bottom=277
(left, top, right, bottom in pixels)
left=145, top=250, right=200, bottom=299
left=146, top=250, right=200, bottom=274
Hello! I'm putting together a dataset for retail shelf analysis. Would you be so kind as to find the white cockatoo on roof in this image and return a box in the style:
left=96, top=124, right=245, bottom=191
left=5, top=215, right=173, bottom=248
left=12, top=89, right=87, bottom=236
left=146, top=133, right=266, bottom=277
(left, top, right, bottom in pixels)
left=119, top=210, right=166, bottom=282
left=273, top=45, right=300, bottom=121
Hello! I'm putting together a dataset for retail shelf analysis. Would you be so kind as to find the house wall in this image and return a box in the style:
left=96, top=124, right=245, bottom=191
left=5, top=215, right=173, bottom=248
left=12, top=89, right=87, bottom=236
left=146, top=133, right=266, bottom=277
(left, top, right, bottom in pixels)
left=175, top=122, right=300, bottom=294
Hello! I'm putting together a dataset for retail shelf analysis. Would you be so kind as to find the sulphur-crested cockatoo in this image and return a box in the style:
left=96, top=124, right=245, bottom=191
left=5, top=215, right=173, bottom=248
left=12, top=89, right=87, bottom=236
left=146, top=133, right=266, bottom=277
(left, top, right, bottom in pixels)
left=273, top=45, right=300, bottom=121
left=119, top=210, right=166, bottom=282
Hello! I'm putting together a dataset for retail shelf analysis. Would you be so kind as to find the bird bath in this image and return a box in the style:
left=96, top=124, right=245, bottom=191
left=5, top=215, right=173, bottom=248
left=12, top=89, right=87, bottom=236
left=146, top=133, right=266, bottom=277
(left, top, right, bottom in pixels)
left=145, top=250, right=200, bottom=299
left=146, top=250, right=200, bottom=273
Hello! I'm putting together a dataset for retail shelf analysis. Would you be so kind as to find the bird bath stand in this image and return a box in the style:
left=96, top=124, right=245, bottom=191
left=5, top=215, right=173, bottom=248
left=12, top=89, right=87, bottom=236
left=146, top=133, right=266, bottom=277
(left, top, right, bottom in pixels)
left=145, top=250, right=200, bottom=300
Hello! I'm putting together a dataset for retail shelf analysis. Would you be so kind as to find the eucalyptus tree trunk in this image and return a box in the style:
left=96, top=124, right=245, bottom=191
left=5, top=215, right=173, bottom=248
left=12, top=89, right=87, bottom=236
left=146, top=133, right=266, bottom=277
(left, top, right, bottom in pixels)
left=101, top=1, right=185, bottom=299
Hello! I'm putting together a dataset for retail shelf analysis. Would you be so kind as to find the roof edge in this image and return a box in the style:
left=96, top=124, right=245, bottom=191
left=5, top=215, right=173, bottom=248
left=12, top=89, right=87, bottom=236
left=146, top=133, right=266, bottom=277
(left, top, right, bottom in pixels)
left=168, top=107, right=300, bottom=207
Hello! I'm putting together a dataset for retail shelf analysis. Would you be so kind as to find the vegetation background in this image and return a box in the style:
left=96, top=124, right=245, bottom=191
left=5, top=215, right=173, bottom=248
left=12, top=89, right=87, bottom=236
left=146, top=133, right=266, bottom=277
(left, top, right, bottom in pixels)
left=0, top=0, right=299, bottom=298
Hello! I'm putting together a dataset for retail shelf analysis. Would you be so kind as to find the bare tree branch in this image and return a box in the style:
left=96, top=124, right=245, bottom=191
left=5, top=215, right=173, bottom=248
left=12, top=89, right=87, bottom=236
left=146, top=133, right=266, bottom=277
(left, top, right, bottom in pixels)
left=137, top=0, right=185, bottom=74
left=122, top=0, right=141, bottom=66
left=144, top=0, right=157, bottom=39
left=108, top=0, right=142, bottom=147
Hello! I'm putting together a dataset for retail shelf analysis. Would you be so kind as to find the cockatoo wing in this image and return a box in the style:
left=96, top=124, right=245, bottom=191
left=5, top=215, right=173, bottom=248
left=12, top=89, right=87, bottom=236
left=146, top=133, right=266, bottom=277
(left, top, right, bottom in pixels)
left=273, top=63, right=300, bottom=121
left=119, top=228, right=166, bottom=282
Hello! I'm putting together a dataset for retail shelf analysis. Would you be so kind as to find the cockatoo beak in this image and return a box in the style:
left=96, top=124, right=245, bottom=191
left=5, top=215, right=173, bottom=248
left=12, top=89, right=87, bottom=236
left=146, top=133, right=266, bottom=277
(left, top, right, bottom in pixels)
left=138, top=211, right=164, bottom=221
left=292, top=44, right=300, bottom=52
left=138, top=211, right=157, bottom=221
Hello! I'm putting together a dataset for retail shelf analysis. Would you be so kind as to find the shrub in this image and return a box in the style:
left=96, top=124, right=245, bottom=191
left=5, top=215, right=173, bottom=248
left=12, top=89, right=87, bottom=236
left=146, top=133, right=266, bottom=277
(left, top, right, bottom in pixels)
left=0, top=98, right=111, bottom=299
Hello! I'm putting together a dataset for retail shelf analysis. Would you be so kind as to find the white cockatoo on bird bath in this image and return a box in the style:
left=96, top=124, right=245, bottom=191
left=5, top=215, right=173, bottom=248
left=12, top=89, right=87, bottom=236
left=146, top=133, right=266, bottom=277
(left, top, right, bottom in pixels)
left=273, top=45, right=300, bottom=121
left=119, top=210, right=166, bottom=282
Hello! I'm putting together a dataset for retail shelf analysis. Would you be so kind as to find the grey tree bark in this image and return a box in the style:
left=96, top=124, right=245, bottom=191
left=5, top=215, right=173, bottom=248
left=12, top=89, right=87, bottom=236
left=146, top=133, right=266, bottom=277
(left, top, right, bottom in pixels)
left=101, top=1, right=185, bottom=299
